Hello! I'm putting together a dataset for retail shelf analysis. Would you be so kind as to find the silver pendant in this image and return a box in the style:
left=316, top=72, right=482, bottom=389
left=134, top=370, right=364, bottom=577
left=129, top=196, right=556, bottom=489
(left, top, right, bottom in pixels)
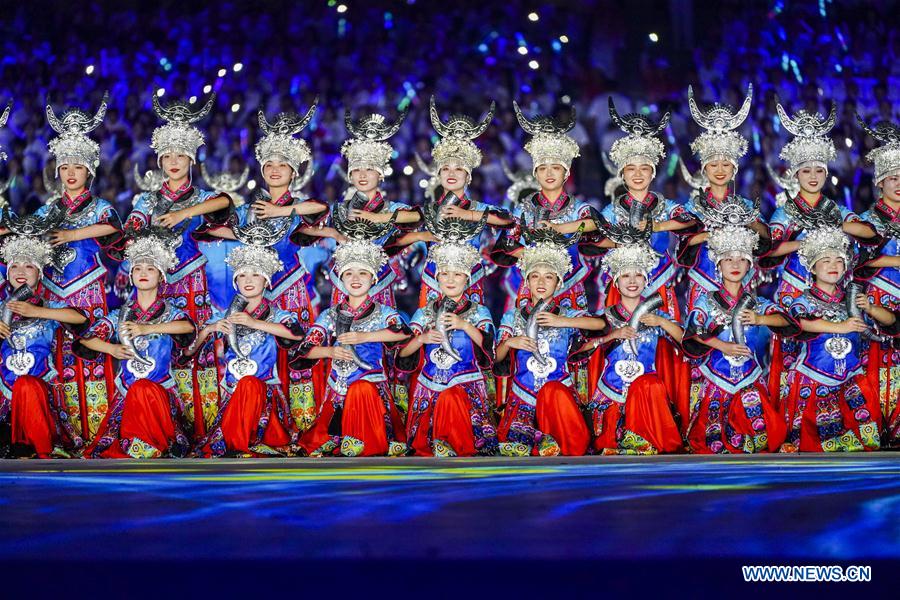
left=227, top=357, right=258, bottom=380
left=6, top=351, right=36, bottom=376
left=526, top=339, right=557, bottom=380
left=430, top=346, right=458, bottom=370
left=126, top=356, right=157, bottom=379
left=825, top=336, right=852, bottom=361
left=614, top=359, right=645, bottom=385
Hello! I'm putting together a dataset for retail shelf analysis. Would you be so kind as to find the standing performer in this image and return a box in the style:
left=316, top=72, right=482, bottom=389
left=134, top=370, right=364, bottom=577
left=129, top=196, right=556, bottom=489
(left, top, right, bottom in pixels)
left=77, top=232, right=192, bottom=458
left=767, top=100, right=879, bottom=305
left=395, top=97, right=512, bottom=307
left=583, top=98, right=696, bottom=312
left=857, top=115, right=900, bottom=448
left=586, top=243, right=686, bottom=455
left=39, top=92, right=124, bottom=448
left=1, top=235, right=88, bottom=458
left=490, top=102, right=596, bottom=310
left=327, top=107, right=420, bottom=307
left=494, top=234, right=605, bottom=456
left=400, top=240, right=498, bottom=457
left=198, top=104, right=327, bottom=432
left=677, top=85, right=773, bottom=310
left=124, top=93, right=231, bottom=440
left=780, top=228, right=896, bottom=452
left=496, top=161, right=540, bottom=313
left=681, top=226, right=792, bottom=453
left=189, top=241, right=306, bottom=457
left=298, top=239, right=411, bottom=457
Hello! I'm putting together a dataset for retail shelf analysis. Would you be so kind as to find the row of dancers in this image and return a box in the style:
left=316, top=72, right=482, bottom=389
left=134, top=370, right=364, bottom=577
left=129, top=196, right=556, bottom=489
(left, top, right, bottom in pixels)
left=0, top=83, right=899, bottom=457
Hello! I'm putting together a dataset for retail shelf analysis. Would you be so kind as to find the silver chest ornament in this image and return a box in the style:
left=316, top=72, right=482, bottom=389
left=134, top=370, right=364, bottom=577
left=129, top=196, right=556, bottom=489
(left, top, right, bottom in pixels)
left=5, top=324, right=40, bottom=377
left=526, top=338, right=558, bottom=382
left=227, top=326, right=262, bottom=380
left=126, top=336, right=158, bottom=379
left=610, top=313, right=647, bottom=398
left=825, top=336, right=852, bottom=377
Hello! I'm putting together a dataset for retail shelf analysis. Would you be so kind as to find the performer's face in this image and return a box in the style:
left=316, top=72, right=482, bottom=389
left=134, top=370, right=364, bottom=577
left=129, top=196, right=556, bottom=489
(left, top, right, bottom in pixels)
left=718, top=256, right=750, bottom=284
left=879, top=174, right=900, bottom=202
left=7, top=262, right=40, bottom=289
left=527, top=269, right=559, bottom=300
left=615, top=271, right=647, bottom=299
left=439, top=164, right=468, bottom=194
left=236, top=272, right=267, bottom=298
left=813, top=255, right=846, bottom=286
left=796, top=165, right=826, bottom=194
left=263, top=160, right=294, bottom=188
left=437, top=269, right=468, bottom=299
left=704, top=160, right=734, bottom=187
left=131, top=262, right=162, bottom=290
left=535, top=164, right=566, bottom=193
left=341, top=268, right=374, bottom=298
left=161, top=153, right=191, bottom=181
left=350, top=168, right=381, bottom=194
left=622, top=163, right=654, bottom=193
left=58, top=163, right=89, bottom=193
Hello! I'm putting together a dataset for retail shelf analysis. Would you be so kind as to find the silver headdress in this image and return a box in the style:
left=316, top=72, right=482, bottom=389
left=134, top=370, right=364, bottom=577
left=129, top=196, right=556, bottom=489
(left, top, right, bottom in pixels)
left=429, top=241, right=482, bottom=276
left=150, top=93, right=215, bottom=163
left=519, top=240, right=573, bottom=281
left=200, top=162, right=249, bottom=195
left=608, top=97, right=669, bottom=173
left=688, top=84, right=752, bottom=169
left=798, top=227, right=851, bottom=271
left=0, top=235, right=53, bottom=270
left=125, top=230, right=178, bottom=278
left=857, top=114, right=900, bottom=186
left=678, top=158, right=705, bottom=193
left=501, top=158, right=540, bottom=206
left=333, top=238, right=388, bottom=279
left=342, top=107, right=407, bottom=175
left=46, top=91, right=108, bottom=176
left=289, top=161, right=315, bottom=199
left=707, top=225, right=759, bottom=265
left=429, top=96, right=495, bottom=174
left=255, top=100, right=317, bottom=174
left=692, top=193, right=761, bottom=228
left=332, top=187, right=399, bottom=242
left=601, top=152, right=625, bottom=200
left=414, top=152, right=441, bottom=202
left=514, top=101, right=580, bottom=174
left=423, top=191, right=488, bottom=244
left=133, top=164, right=166, bottom=193
left=776, top=99, right=837, bottom=175
left=600, top=242, right=660, bottom=282
left=765, top=161, right=800, bottom=207
left=226, top=244, right=285, bottom=288
left=0, top=102, right=10, bottom=163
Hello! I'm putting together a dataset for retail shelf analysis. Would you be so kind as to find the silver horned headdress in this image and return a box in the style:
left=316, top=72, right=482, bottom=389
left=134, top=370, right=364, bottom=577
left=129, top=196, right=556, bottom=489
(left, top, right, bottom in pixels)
left=857, top=114, right=900, bottom=187
left=333, top=238, right=388, bottom=280
left=608, top=97, right=669, bottom=173
left=342, top=106, right=408, bottom=175
left=501, top=158, right=540, bottom=207
left=46, top=91, right=109, bottom=176
left=200, top=162, right=249, bottom=196
left=776, top=98, right=837, bottom=175
left=429, top=96, right=495, bottom=174
left=0, top=102, right=10, bottom=163
left=707, top=224, right=759, bottom=265
left=255, top=99, right=317, bottom=174
left=798, top=227, right=851, bottom=272
left=0, top=234, right=53, bottom=270
left=125, top=229, right=178, bottom=279
left=514, top=101, right=580, bottom=174
left=688, top=84, right=752, bottom=169
left=601, top=242, right=660, bottom=282
left=150, top=92, right=215, bottom=163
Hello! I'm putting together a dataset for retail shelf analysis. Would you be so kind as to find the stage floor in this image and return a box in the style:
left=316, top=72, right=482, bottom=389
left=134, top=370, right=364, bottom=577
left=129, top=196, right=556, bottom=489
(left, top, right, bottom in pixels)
left=2, top=454, right=898, bottom=563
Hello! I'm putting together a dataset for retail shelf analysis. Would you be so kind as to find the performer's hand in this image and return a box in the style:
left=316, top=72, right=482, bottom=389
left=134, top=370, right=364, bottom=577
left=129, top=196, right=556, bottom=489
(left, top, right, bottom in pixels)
left=611, top=326, right=638, bottom=340
left=507, top=336, right=538, bottom=352
left=331, top=346, right=356, bottom=361
left=536, top=220, right=557, bottom=230
left=349, top=209, right=382, bottom=223
left=639, top=313, right=665, bottom=327
left=252, top=200, right=282, bottom=219
left=420, top=330, right=444, bottom=345
left=839, top=317, right=869, bottom=334
left=212, top=320, right=233, bottom=335
left=442, top=205, right=477, bottom=221
left=7, top=301, right=39, bottom=318
left=737, top=309, right=759, bottom=325
left=157, top=209, right=187, bottom=229
left=535, top=312, right=564, bottom=327
left=121, top=321, right=149, bottom=337
left=333, top=232, right=349, bottom=244
left=337, top=331, right=369, bottom=345
left=441, top=313, right=466, bottom=331
left=854, top=294, right=873, bottom=313
left=0, top=322, right=10, bottom=340
left=49, top=229, right=74, bottom=246
left=110, top=344, right=134, bottom=360
left=0, top=226, right=9, bottom=236
left=721, top=342, right=752, bottom=358
left=227, top=312, right=256, bottom=327
left=418, top=231, right=438, bottom=243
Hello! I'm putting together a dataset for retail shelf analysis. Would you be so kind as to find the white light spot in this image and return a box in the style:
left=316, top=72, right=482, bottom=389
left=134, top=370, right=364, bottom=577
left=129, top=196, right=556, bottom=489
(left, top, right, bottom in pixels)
left=831, top=176, right=838, bottom=185
left=189, top=96, right=197, bottom=104
left=559, top=35, right=569, bottom=43
left=203, top=84, right=213, bottom=94
left=231, top=103, right=241, bottom=113
left=419, top=179, right=429, bottom=189
left=528, top=60, right=539, bottom=70
left=217, top=68, right=227, bottom=77
left=337, top=4, right=347, bottom=13
left=85, top=65, right=94, bottom=75
left=233, top=62, right=243, bottom=72
left=247, top=180, right=257, bottom=190
left=527, top=12, right=539, bottom=21
left=649, top=33, right=659, bottom=42
left=402, top=165, right=414, bottom=176
left=517, top=46, right=528, bottom=55
left=156, top=88, right=166, bottom=97
left=845, top=138, right=853, bottom=148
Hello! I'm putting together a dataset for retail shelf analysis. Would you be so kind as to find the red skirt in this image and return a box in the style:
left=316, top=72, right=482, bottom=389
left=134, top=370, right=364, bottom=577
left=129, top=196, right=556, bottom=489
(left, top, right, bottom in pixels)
left=406, top=381, right=497, bottom=456
left=687, top=380, right=786, bottom=454
left=215, top=376, right=293, bottom=456
left=590, top=373, right=684, bottom=454
left=10, top=376, right=58, bottom=458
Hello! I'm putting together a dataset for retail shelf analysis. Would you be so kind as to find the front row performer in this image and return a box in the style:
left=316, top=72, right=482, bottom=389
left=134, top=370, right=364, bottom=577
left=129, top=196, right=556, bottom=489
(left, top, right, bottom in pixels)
left=494, top=238, right=605, bottom=456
